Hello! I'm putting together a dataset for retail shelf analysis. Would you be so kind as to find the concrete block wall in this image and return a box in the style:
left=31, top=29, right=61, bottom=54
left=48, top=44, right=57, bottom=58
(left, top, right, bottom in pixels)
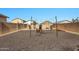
left=0, top=23, right=27, bottom=35
left=0, top=23, right=2, bottom=34
left=53, top=22, right=79, bottom=33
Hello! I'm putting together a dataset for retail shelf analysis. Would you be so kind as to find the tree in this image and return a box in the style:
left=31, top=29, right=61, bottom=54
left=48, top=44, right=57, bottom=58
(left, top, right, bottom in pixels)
left=72, top=18, right=75, bottom=23
left=72, top=17, right=79, bottom=23
left=75, top=17, right=79, bottom=22
left=32, top=21, right=37, bottom=29
left=22, top=20, right=26, bottom=23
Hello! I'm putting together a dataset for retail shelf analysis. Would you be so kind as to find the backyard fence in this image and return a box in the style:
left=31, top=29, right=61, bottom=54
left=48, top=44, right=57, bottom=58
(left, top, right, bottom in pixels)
left=53, top=22, right=79, bottom=33
left=0, top=22, right=27, bottom=34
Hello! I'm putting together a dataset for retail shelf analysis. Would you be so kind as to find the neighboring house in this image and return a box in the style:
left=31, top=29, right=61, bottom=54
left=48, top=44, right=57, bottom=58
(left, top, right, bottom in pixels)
left=24, top=20, right=33, bottom=25
left=11, top=18, right=24, bottom=24
left=0, top=14, right=9, bottom=23
left=24, top=20, right=38, bottom=30
left=41, top=21, right=53, bottom=30
left=0, top=14, right=9, bottom=34
left=58, top=20, right=71, bottom=24
left=24, top=20, right=37, bottom=24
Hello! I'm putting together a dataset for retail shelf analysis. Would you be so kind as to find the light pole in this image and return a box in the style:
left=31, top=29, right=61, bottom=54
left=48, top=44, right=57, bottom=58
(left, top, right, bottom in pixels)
left=29, top=16, right=32, bottom=37
left=55, top=16, right=58, bottom=39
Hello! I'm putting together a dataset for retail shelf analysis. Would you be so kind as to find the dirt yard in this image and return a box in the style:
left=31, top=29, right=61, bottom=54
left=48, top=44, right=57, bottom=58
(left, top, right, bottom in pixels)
left=0, top=30, right=79, bottom=51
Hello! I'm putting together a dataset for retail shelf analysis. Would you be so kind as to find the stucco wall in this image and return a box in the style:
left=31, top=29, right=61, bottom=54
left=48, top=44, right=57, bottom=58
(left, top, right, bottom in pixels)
left=0, top=22, right=39, bottom=35
left=0, top=17, right=7, bottom=22
left=53, top=22, right=79, bottom=33
left=0, top=23, right=27, bottom=34
left=42, top=23, right=52, bottom=30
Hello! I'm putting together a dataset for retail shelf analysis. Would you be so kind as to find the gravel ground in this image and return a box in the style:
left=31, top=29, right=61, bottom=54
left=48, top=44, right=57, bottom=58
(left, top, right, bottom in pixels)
left=0, top=30, right=79, bottom=51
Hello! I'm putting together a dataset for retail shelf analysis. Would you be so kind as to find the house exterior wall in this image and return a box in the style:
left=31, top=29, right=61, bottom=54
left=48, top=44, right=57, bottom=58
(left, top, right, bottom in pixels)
left=36, top=24, right=39, bottom=29
left=31, top=24, right=35, bottom=30
left=42, top=22, right=52, bottom=30
left=0, top=17, right=7, bottom=22
left=26, top=24, right=38, bottom=30
left=0, top=23, right=2, bottom=34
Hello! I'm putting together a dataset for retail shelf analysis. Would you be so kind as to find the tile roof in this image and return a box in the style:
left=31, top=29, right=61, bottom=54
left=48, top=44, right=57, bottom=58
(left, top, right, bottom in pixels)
left=0, top=14, right=9, bottom=18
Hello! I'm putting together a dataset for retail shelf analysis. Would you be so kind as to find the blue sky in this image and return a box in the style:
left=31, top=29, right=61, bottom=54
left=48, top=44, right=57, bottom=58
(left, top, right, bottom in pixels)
left=0, top=8, right=79, bottom=23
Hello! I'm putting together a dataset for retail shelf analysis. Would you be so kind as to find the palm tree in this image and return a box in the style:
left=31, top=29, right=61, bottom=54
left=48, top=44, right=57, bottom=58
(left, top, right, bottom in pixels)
left=22, top=20, right=26, bottom=28
left=23, top=20, right=26, bottom=23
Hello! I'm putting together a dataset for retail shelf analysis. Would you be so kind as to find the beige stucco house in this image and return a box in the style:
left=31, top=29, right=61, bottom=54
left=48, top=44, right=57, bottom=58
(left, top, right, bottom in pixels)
left=11, top=18, right=24, bottom=24
left=0, top=14, right=9, bottom=34
left=41, top=21, right=53, bottom=30
left=0, top=14, right=9, bottom=23
left=24, top=20, right=38, bottom=30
